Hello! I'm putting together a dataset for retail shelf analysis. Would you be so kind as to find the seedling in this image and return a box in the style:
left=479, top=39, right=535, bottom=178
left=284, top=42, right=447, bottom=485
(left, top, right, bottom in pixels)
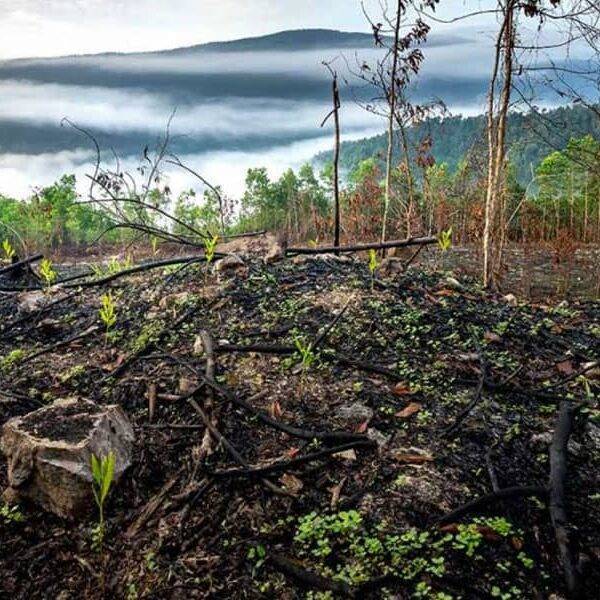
left=203, top=234, right=219, bottom=264
left=90, top=451, right=116, bottom=549
left=368, top=249, right=378, bottom=291
left=294, top=336, right=316, bottom=372
left=39, top=258, right=57, bottom=288
left=99, top=292, right=117, bottom=342
left=2, top=239, right=15, bottom=261
left=438, top=227, right=453, bottom=252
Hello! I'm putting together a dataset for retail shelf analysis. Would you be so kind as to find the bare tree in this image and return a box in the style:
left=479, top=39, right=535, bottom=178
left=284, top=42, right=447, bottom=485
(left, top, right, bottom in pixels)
left=321, top=62, right=342, bottom=253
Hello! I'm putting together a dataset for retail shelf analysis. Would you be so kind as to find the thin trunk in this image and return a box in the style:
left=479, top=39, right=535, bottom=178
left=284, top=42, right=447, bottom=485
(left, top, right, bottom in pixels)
left=332, top=75, right=341, bottom=254
left=381, top=1, right=402, bottom=246
left=483, top=2, right=514, bottom=288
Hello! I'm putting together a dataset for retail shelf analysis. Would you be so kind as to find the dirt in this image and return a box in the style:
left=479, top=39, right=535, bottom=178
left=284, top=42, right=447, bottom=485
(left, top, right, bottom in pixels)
left=0, top=254, right=598, bottom=599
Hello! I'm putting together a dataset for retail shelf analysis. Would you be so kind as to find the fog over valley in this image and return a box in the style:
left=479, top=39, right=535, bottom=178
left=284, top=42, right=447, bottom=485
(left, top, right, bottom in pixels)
left=0, top=28, right=585, bottom=198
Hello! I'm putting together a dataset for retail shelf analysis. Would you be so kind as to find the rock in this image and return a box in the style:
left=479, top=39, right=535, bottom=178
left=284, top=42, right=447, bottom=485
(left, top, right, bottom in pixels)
left=367, top=428, right=390, bottom=449
left=336, top=402, right=373, bottom=426
left=264, top=234, right=286, bottom=264
left=444, top=276, right=464, bottom=291
left=503, top=293, right=518, bottom=307
left=215, top=254, right=246, bottom=273
left=1, top=398, right=134, bottom=519
left=585, top=422, right=600, bottom=451
left=378, top=257, right=405, bottom=277
left=17, top=291, right=47, bottom=313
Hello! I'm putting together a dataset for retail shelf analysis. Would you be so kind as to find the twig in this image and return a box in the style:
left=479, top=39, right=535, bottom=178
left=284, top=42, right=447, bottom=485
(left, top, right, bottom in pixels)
left=287, top=236, right=437, bottom=255
left=436, top=485, right=548, bottom=525
left=0, top=253, right=43, bottom=277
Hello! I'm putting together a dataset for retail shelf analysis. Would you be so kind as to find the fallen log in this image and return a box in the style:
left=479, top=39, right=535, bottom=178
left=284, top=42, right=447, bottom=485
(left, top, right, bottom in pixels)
left=0, top=253, right=43, bottom=277
left=287, top=236, right=437, bottom=256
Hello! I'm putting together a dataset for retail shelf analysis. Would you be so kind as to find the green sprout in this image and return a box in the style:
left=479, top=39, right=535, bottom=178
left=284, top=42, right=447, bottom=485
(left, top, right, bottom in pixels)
left=438, top=227, right=453, bottom=252
left=294, top=336, right=316, bottom=372
left=203, top=234, right=219, bottom=264
left=2, top=239, right=15, bottom=261
left=39, top=258, right=57, bottom=288
left=90, top=451, right=116, bottom=550
left=367, top=249, right=378, bottom=291
left=99, top=292, right=117, bottom=341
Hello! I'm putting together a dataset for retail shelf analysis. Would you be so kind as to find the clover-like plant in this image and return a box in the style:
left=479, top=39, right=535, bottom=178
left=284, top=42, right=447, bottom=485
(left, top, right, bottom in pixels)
left=39, top=258, right=57, bottom=288
left=438, top=227, right=453, bottom=252
left=90, top=451, right=116, bottom=549
left=2, top=239, right=15, bottom=261
left=99, top=292, right=117, bottom=342
left=368, top=249, right=378, bottom=291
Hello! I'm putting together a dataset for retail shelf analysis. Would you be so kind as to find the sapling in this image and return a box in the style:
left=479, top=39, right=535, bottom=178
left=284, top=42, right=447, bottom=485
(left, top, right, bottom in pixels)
left=368, top=249, right=378, bottom=291
left=39, top=258, right=57, bottom=289
left=438, top=227, right=453, bottom=252
left=203, top=234, right=219, bottom=284
left=90, top=451, right=116, bottom=549
left=2, top=239, right=15, bottom=261
left=99, top=292, right=117, bottom=343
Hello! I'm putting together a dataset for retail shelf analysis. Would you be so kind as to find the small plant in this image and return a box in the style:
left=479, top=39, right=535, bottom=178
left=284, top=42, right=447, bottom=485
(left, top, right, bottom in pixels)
left=203, top=234, right=219, bottom=264
left=1, top=502, right=25, bottom=524
left=2, top=239, right=15, bottom=261
left=367, top=249, right=378, bottom=291
left=1, top=349, right=25, bottom=372
left=90, top=451, right=116, bottom=549
left=39, top=258, right=57, bottom=288
left=438, top=227, right=453, bottom=252
left=294, top=336, right=316, bottom=372
left=247, top=544, right=267, bottom=576
left=99, top=292, right=117, bottom=341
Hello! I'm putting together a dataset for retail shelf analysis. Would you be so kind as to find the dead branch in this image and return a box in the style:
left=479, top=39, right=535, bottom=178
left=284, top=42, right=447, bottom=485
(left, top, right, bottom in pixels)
left=287, top=236, right=436, bottom=255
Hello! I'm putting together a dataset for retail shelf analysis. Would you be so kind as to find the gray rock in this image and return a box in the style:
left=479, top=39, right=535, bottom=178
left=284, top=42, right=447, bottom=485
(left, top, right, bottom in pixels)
left=215, top=254, right=246, bottom=272
left=1, top=398, right=134, bottom=519
left=336, top=402, right=373, bottom=426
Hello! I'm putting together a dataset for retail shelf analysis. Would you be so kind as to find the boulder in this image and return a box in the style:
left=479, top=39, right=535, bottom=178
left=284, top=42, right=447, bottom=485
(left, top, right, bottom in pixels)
left=215, top=254, right=246, bottom=273
left=336, top=402, right=373, bottom=426
left=1, top=397, right=134, bottom=519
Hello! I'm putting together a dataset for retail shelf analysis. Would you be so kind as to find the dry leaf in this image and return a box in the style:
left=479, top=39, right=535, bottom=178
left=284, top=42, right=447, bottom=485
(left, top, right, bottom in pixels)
left=279, top=473, right=304, bottom=495
left=395, top=402, right=422, bottom=419
left=392, top=382, right=414, bottom=396
left=484, top=331, right=501, bottom=343
left=556, top=360, right=574, bottom=375
left=329, top=478, right=346, bottom=508
left=270, top=400, right=283, bottom=418
left=286, top=447, right=300, bottom=458
left=392, top=448, right=434, bottom=463
left=356, top=420, right=369, bottom=433
left=333, top=449, right=357, bottom=461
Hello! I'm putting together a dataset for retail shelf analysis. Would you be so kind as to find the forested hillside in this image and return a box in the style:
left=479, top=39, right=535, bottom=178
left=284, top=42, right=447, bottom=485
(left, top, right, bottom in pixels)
left=314, top=105, right=600, bottom=185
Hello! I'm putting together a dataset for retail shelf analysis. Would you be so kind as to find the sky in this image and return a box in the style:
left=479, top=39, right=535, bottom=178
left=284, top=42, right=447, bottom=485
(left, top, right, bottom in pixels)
left=0, top=0, right=498, bottom=59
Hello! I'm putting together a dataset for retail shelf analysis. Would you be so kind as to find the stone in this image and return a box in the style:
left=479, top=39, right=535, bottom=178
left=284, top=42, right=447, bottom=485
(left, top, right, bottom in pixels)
left=378, top=257, right=405, bottom=277
left=1, top=397, right=134, bottom=519
left=336, top=402, right=373, bottom=426
left=264, top=234, right=286, bottom=264
left=215, top=254, right=246, bottom=273
left=503, top=293, right=518, bottom=306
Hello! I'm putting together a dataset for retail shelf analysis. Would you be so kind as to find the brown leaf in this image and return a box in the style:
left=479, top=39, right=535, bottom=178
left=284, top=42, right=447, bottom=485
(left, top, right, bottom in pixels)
left=329, top=477, right=347, bottom=508
left=395, top=402, right=422, bottom=419
left=392, top=451, right=434, bottom=464
left=392, top=382, right=415, bottom=396
left=279, top=473, right=304, bottom=496
left=484, top=331, right=501, bottom=343
left=147, top=383, right=157, bottom=423
left=433, top=288, right=454, bottom=297
left=556, top=360, right=574, bottom=375
left=270, top=400, right=283, bottom=418
left=356, top=420, right=369, bottom=433
left=510, top=537, right=524, bottom=550
left=333, top=449, right=357, bottom=461
left=286, top=447, right=300, bottom=458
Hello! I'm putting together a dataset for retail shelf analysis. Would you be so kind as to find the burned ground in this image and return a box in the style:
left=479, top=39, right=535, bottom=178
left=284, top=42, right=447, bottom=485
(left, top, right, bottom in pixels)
left=0, top=255, right=598, bottom=599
